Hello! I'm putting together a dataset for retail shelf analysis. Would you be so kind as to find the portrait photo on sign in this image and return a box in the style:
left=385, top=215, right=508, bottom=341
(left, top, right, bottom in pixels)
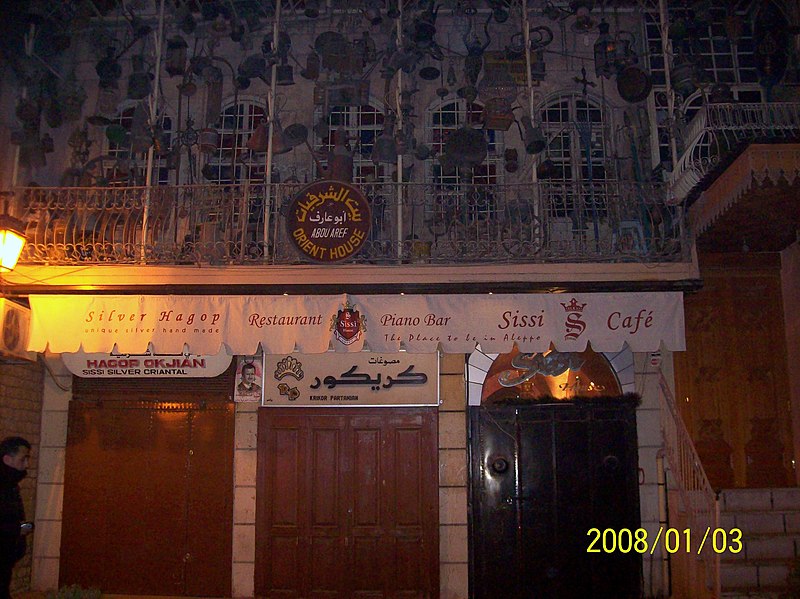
left=234, top=355, right=264, bottom=402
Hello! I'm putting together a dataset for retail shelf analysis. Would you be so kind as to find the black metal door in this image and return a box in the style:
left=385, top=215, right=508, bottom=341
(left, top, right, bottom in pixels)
left=468, top=401, right=641, bottom=599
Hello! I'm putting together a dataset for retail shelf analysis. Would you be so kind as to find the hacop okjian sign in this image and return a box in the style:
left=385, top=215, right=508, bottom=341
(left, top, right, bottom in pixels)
left=286, top=180, right=372, bottom=262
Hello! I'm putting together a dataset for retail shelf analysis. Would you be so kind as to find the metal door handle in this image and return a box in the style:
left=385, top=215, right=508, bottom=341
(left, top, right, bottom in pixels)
left=505, top=495, right=535, bottom=504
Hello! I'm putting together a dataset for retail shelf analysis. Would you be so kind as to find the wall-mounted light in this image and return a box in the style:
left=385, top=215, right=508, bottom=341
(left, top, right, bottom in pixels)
left=0, top=214, right=26, bottom=272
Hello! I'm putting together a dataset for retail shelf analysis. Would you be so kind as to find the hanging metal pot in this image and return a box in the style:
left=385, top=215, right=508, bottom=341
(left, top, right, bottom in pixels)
left=190, top=56, right=213, bottom=77
left=15, top=99, right=40, bottom=126
left=482, top=99, right=514, bottom=131
left=536, top=158, right=558, bottom=180
left=300, top=52, right=320, bottom=80
left=616, top=66, right=653, bottom=104
left=59, top=71, right=87, bottom=122
left=247, top=121, right=269, bottom=152
left=270, top=120, right=293, bottom=155
left=199, top=128, right=219, bottom=154
left=96, top=47, right=122, bottom=89
left=127, top=65, right=154, bottom=100
left=106, top=123, right=129, bottom=146
left=372, top=130, right=398, bottom=164
left=275, top=63, right=295, bottom=86
left=45, top=101, right=63, bottom=129
left=314, top=31, right=349, bottom=72
left=419, top=64, right=441, bottom=81
left=443, top=126, right=487, bottom=168
left=178, top=75, right=198, bottom=97
left=505, top=33, right=526, bottom=60
left=670, top=56, right=702, bottom=97
left=457, top=85, right=478, bottom=104
left=283, top=123, right=309, bottom=149
left=238, top=54, right=267, bottom=80
left=708, top=82, right=734, bottom=104
left=520, top=116, right=546, bottom=154
left=413, top=143, right=432, bottom=160
left=165, top=36, right=188, bottom=77
left=304, top=0, right=320, bottom=18
left=504, top=148, right=519, bottom=173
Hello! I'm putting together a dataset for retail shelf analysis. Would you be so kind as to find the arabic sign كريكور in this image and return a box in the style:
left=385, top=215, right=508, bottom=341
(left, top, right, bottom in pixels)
left=287, top=180, right=372, bottom=263
left=263, top=352, right=439, bottom=407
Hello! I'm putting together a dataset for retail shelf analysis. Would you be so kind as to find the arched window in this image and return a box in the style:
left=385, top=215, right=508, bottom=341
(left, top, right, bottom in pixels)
left=423, top=98, right=505, bottom=238
left=204, top=97, right=267, bottom=184
left=537, top=94, right=613, bottom=223
left=104, top=102, right=172, bottom=186
left=426, top=98, right=504, bottom=187
left=539, top=94, right=611, bottom=184
left=312, top=101, right=390, bottom=184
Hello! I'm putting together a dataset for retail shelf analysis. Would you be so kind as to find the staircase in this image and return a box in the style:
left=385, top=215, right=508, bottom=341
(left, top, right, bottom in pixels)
left=720, top=488, right=800, bottom=598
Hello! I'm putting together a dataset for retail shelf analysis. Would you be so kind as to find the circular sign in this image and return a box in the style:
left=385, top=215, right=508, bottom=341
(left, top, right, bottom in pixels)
left=286, top=180, right=372, bottom=263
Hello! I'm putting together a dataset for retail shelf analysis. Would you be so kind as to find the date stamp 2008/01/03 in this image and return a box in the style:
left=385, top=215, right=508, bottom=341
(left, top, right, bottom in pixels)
left=587, top=527, right=743, bottom=555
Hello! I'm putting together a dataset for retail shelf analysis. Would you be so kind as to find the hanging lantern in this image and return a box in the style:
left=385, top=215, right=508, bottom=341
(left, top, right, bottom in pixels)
left=59, top=71, right=87, bottom=122
left=127, top=56, right=154, bottom=100
left=0, top=215, right=27, bottom=271
left=530, top=50, right=546, bottom=81
left=275, top=61, right=295, bottom=86
left=520, top=116, right=546, bottom=154
left=594, top=21, right=617, bottom=79
left=165, top=36, right=188, bottom=78
left=670, top=53, right=702, bottom=97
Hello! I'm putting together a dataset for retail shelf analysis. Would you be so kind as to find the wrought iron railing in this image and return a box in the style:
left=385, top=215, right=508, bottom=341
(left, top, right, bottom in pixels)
left=658, top=370, right=720, bottom=599
left=670, top=102, right=800, bottom=202
left=14, top=181, right=688, bottom=266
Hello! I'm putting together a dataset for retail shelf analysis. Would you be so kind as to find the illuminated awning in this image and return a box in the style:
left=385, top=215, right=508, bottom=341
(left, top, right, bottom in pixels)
left=29, top=292, right=685, bottom=355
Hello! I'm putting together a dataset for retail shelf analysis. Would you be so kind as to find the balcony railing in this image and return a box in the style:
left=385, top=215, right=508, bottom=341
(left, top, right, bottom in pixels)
left=670, top=102, right=800, bottom=202
left=14, top=181, right=687, bottom=266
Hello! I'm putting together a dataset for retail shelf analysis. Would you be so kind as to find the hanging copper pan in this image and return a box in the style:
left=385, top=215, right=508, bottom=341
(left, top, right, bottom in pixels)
left=443, top=127, right=487, bottom=168
left=616, top=66, right=652, bottom=104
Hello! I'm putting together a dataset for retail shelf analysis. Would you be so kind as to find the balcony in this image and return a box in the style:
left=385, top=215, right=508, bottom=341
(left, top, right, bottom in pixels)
left=670, top=102, right=800, bottom=204
left=14, top=180, right=687, bottom=268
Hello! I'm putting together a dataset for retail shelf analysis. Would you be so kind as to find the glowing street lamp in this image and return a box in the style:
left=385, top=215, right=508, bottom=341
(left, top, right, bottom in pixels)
left=0, top=215, right=26, bottom=271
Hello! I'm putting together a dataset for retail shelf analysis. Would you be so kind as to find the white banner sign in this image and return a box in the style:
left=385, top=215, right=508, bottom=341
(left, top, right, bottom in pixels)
left=29, top=292, right=685, bottom=355
left=263, top=353, right=439, bottom=407
left=62, top=347, right=232, bottom=378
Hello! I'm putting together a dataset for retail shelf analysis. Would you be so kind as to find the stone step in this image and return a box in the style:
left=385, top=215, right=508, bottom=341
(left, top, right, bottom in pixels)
left=721, top=592, right=782, bottom=599
left=720, top=533, right=800, bottom=563
left=720, top=510, right=800, bottom=535
left=720, top=488, right=800, bottom=513
left=721, top=560, right=794, bottom=592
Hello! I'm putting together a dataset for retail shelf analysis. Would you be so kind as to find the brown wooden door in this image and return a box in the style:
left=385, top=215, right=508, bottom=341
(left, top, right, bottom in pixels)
left=60, top=395, right=234, bottom=596
left=255, top=408, right=439, bottom=599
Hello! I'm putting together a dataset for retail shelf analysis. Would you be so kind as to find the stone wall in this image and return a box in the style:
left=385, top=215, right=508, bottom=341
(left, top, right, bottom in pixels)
left=0, top=359, right=45, bottom=595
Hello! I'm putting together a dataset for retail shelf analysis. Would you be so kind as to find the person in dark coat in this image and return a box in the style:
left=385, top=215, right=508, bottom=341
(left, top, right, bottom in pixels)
left=0, top=437, right=31, bottom=599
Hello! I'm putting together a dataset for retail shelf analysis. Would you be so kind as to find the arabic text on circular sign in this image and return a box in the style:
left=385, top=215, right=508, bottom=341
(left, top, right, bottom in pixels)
left=287, top=180, right=372, bottom=263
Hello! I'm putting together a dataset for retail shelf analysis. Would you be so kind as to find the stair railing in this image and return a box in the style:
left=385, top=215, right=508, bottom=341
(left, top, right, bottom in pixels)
left=658, top=369, right=721, bottom=598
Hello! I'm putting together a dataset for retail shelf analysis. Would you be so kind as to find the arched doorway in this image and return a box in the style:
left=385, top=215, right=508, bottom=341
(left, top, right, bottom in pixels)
left=467, top=346, right=642, bottom=598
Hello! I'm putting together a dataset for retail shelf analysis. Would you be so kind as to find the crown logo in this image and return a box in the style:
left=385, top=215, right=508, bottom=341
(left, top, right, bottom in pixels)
left=561, top=298, right=586, bottom=313
left=274, top=356, right=304, bottom=381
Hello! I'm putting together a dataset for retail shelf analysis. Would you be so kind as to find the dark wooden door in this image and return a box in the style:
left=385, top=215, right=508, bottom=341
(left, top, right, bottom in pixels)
left=255, top=408, right=439, bottom=599
left=60, top=395, right=234, bottom=596
left=468, top=401, right=641, bottom=599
